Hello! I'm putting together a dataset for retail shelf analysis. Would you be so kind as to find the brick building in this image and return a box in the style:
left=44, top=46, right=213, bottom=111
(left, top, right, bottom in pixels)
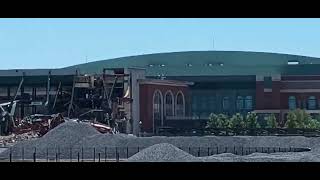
left=2, top=51, right=320, bottom=133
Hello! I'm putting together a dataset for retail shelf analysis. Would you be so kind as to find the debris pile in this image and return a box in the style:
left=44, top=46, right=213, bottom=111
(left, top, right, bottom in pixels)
left=127, top=143, right=200, bottom=162
left=0, top=121, right=99, bottom=159
left=201, top=151, right=320, bottom=162
left=0, top=132, right=38, bottom=147
left=12, top=113, right=65, bottom=137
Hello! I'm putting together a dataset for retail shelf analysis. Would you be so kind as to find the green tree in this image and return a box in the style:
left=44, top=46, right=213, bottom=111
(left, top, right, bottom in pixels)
left=285, top=109, right=316, bottom=128
left=306, top=118, right=320, bottom=129
left=218, top=114, right=232, bottom=128
left=286, top=110, right=298, bottom=128
left=230, top=113, right=245, bottom=129
left=295, top=109, right=310, bottom=128
left=266, top=114, right=278, bottom=128
left=245, top=112, right=260, bottom=128
left=206, top=113, right=231, bottom=128
left=206, top=113, right=219, bottom=128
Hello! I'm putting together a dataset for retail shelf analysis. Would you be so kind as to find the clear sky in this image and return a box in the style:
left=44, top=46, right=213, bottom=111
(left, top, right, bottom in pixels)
left=0, top=18, right=320, bottom=69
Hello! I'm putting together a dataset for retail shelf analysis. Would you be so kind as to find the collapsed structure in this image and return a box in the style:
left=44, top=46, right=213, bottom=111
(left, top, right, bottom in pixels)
left=0, top=67, right=193, bottom=136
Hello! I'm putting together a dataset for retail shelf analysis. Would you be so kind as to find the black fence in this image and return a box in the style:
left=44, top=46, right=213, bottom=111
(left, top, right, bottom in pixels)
left=158, top=127, right=320, bottom=137
left=0, top=146, right=311, bottom=162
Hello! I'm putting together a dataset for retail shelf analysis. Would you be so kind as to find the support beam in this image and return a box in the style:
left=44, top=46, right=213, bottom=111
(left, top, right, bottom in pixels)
left=52, top=82, right=61, bottom=112
left=68, top=76, right=76, bottom=118
left=20, top=86, right=24, bottom=118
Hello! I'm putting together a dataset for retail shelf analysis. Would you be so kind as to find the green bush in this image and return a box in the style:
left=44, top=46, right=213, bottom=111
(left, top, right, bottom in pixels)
left=285, top=109, right=320, bottom=129
left=306, top=118, right=320, bottom=129
left=207, top=113, right=232, bottom=129
left=245, top=112, right=260, bottom=128
left=230, top=113, right=245, bottom=129
left=286, top=110, right=298, bottom=128
left=266, top=114, right=278, bottom=128
left=206, top=113, right=219, bottom=128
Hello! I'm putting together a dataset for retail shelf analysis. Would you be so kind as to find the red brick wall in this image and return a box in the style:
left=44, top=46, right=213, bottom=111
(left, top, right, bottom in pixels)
left=281, top=82, right=320, bottom=89
left=264, top=93, right=273, bottom=109
left=282, top=76, right=320, bottom=81
left=139, top=83, right=190, bottom=133
left=280, top=92, right=320, bottom=109
left=271, top=81, right=281, bottom=109
left=255, top=81, right=264, bottom=109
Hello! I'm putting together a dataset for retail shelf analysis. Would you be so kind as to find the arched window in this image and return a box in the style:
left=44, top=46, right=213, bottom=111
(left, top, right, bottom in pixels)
left=288, top=96, right=296, bottom=110
left=245, top=96, right=253, bottom=110
left=236, top=96, right=244, bottom=110
left=153, top=90, right=163, bottom=133
left=308, top=96, right=317, bottom=110
left=222, top=96, right=230, bottom=110
left=164, top=91, right=174, bottom=117
left=176, top=92, right=185, bottom=117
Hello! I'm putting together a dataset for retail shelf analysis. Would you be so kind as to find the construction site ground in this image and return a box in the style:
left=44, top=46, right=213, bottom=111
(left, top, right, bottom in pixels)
left=1, top=121, right=320, bottom=162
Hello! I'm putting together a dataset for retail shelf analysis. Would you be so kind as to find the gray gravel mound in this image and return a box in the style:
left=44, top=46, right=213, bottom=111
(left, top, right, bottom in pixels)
left=0, top=121, right=99, bottom=160
left=73, top=133, right=134, bottom=159
left=128, top=143, right=201, bottom=162
left=2, top=123, right=320, bottom=162
left=201, top=151, right=320, bottom=162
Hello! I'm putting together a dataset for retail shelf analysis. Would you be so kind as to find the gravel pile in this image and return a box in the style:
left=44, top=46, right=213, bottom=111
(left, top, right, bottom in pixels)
left=73, top=133, right=135, bottom=159
left=2, top=121, right=320, bottom=162
left=0, top=121, right=99, bottom=160
left=127, top=143, right=200, bottom=162
left=70, top=135, right=318, bottom=159
left=201, top=151, right=320, bottom=162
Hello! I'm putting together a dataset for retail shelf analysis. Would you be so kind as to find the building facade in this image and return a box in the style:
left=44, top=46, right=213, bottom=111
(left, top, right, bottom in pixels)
left=2, top=51, right=320, bottom=133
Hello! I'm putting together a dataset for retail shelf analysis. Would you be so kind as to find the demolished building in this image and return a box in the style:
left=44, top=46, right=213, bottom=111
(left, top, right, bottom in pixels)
left=0, top=67, right=193, bottom=136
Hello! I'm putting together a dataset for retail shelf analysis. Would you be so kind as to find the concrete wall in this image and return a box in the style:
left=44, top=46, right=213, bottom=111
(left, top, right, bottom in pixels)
left=126, top=68, right=146, bottom=136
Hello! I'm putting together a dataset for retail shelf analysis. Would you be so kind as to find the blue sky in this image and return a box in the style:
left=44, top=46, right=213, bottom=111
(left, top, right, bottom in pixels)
left=0, top=18, right=320, bottom=69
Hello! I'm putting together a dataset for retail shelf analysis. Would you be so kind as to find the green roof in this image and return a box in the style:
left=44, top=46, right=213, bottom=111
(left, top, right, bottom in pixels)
left=62, top=51, right=320, bottom=77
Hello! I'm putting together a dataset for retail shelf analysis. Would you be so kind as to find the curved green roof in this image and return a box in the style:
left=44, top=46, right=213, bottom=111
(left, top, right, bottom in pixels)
left=63, top=51, right=320, bottom=76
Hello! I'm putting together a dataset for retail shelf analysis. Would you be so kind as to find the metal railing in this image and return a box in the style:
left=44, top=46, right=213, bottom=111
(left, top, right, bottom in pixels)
left=0, top=145, right=311, bottom=162
left=158, top=127, right=320, bottom=136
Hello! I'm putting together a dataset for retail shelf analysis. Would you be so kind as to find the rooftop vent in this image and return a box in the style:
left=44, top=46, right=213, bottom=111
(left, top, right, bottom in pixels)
left=288, top=60, right=299, bottom=65
left=186, top=63, right=192, bottom=67
left=207, top=63, right=213, bottom=67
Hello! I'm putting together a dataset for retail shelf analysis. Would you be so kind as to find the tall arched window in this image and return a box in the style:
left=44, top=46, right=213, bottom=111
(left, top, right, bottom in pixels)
left=308, top=96, right=317, bottom=110
left=245, top=96, right=253, bottom=110
left=222, top=96, right=230, bottom=110
left=153, top=90, right=163, bottom=133
left=164, top=91, right=174, bottom=117
left=288, top=96, right=296, bottom=110
left=176, top=91, right=185, bottom=117
left=236, top=96, right=244, bottom=110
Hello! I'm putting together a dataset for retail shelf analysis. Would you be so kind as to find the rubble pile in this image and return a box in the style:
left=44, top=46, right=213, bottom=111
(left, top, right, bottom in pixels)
left=0, top=121, right=99, bottom=159
left=128, top=143, right=200, bottom=162
left=12, top=113, right=65, bottom=137
left=0, top=132, right=38, bottom=147
left=128, top=143, right=320, bottom=162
